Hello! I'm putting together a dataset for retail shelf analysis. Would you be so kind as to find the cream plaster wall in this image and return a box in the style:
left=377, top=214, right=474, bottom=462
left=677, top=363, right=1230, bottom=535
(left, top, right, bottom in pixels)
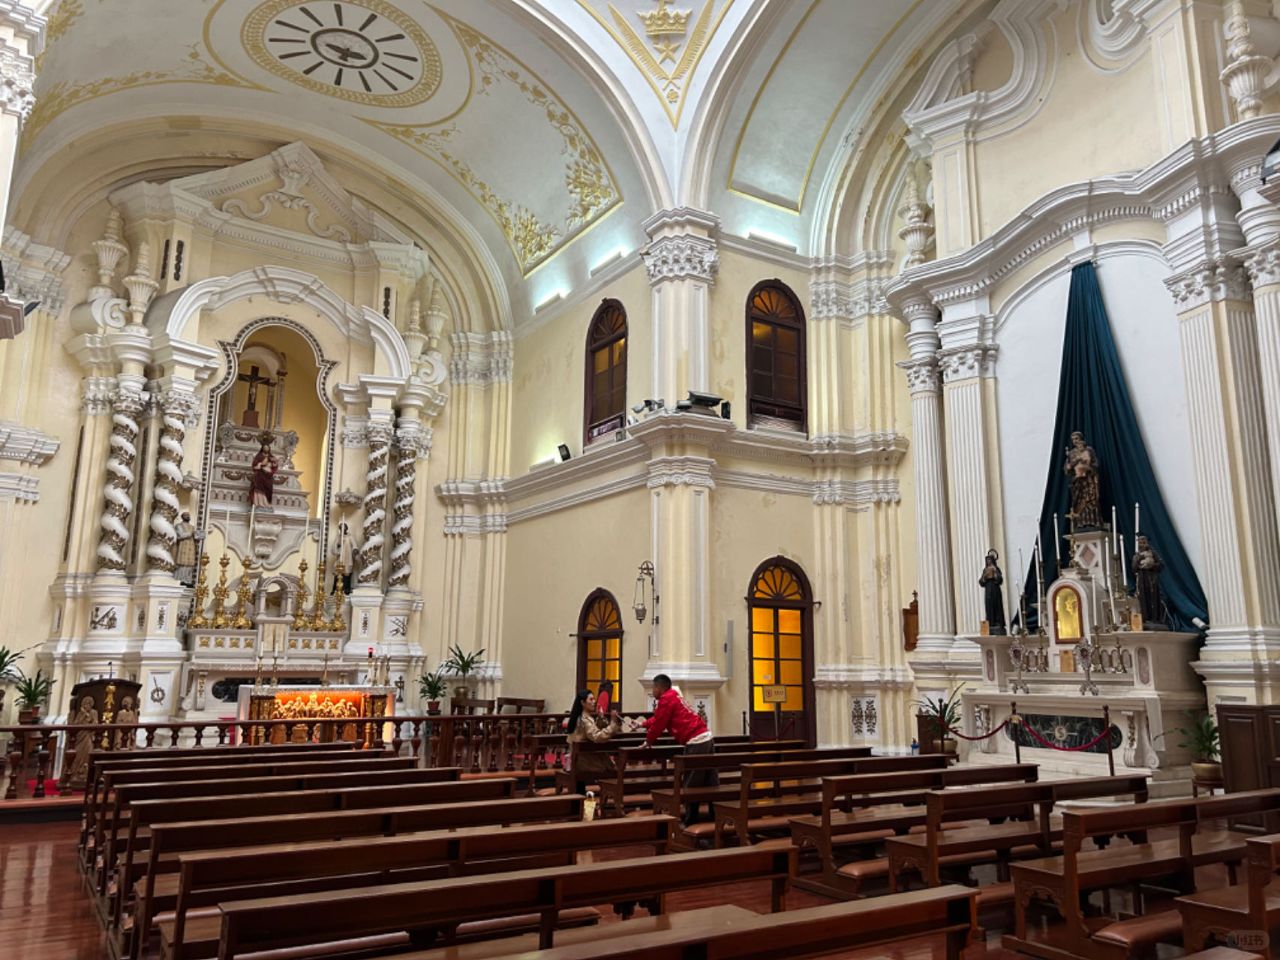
left=971, top=5, right=1163, bottom=239
left=509, top=262, right=651, bottom=473
left=501, top=487, right=650, bottom=713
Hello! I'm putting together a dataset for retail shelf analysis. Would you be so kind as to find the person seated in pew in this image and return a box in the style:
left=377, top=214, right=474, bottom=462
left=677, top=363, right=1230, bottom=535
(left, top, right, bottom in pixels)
left=566, top=689, right=622, bottom=775
left=636, top=674, right=719, bottom=825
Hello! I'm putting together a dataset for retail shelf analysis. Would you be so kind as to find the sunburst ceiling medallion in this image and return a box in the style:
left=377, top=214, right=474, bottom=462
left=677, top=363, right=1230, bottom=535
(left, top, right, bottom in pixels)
left=243, top=0, right=442, bottom=107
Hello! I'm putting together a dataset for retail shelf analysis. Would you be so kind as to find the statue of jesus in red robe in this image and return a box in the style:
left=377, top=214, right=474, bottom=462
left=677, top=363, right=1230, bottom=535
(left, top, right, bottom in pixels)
left=250, top=441, right=278, bottom=507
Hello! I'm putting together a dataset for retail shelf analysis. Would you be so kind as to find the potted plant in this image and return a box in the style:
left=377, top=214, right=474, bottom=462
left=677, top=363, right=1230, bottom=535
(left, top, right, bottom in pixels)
left=418, top=671, right=448, bottom=715
left=442, top=644, right=485, bottom=701
left=14, top=668, right=55, bottom=724
left=0, top=645, right=21, bottom=722
left=1178, top=710, right=1221, bottom=782
left=912, top=687, right=965, bottom=756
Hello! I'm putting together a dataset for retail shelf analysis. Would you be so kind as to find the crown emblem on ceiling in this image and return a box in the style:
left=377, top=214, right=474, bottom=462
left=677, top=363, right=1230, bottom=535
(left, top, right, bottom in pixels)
left=638, top=0, right=690, bottom=38
left=242, top=0, right=442, bottom=107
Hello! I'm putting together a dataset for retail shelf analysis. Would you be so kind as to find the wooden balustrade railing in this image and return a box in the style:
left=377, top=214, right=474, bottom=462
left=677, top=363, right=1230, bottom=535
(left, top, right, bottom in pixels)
left=0, top=710, right=652, bottom=802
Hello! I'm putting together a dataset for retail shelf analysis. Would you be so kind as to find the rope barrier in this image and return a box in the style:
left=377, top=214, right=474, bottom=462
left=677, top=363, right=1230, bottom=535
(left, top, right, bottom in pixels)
left=939, top=718, right=1011, bottom=741
left=1016, top=719, right=1115, bottom=753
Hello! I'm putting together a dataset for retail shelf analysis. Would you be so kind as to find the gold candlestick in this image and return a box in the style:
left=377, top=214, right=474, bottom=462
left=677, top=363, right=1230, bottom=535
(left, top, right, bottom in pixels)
left=211, top=554, right=231, bottom=629
left=309, top=559, right=328, bottom=631
left=292, top=558, right=310, bottom=630
left=328, top=562, right=347, bottom=633
left=188, top=553, right=211, bottom=628
left=253, top=654, right=263, bottom=692
left=232, top=556, right=255, bottom=630
left=321, top=651, right=329, bottom=687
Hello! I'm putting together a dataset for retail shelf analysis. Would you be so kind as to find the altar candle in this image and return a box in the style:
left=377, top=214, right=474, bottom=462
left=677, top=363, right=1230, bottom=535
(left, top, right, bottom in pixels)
left=248, top=503, right=257, bottom=545
left=1119, top=534, right=1128, bottom=585
left=1102, top=537, right=1111, bottom=590
left=1053, top=514, right=1062, bottom=567
left=1134, top=502, right=1140, bottom=536
left=1035, top=537, right=1044, bottom=617
left=223, top=506, right=232, bottom=553
left=1090, top=577, right=1098, bottom=636
left=1111, top=505, right=1117, bottom=537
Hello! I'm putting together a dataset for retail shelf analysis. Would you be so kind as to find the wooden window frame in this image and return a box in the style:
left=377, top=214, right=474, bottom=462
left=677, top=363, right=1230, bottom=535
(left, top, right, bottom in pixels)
left=745, top=280, right=807, bottom=431
left=584, top=298, right=628, bottom=446
left=745, top=555, right=816, bottom=746
left=576, top=588, right=624, bottom=710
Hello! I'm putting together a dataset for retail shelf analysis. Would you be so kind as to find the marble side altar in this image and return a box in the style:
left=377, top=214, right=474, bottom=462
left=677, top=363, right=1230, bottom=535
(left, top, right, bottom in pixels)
left=963, top=528, right=1205, bottom=797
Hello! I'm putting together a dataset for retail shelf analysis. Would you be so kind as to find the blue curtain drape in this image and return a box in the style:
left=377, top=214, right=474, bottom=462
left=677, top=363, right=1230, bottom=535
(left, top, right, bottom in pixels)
left=1020, top=262, right=1207, bottom=634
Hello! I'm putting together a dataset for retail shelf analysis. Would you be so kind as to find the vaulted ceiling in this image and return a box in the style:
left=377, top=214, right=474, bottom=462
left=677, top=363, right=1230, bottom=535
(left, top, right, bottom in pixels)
left=17, top=0, right=975, bottom=318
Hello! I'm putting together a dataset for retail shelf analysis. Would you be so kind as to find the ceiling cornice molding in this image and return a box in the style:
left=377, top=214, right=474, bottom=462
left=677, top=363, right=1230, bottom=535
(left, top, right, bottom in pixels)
left=885, top=115, right=1280, bottom=313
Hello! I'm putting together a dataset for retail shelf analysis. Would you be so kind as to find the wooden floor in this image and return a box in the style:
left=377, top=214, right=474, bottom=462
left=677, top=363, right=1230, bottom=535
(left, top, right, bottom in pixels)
left=0, top=820, right=1030, bottom=960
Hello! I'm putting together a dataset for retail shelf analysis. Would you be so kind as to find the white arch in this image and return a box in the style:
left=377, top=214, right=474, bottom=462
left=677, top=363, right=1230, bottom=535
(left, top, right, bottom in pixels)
left=147, top=265, right=412, bottom=380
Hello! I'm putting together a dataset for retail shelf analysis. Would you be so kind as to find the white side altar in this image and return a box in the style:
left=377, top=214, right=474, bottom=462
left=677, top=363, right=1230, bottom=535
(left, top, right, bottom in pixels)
left=964, top=528, right=1205, bottom=797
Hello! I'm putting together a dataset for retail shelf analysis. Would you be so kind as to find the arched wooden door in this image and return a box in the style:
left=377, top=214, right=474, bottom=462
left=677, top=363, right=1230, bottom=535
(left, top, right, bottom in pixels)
left=577, top=589, right=623, bottom=710
left=746, top=557, right=815, bottom=744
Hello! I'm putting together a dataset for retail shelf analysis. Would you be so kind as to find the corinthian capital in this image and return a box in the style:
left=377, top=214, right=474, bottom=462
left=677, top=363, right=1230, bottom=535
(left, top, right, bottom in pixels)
left=641, top=207, right=719, bottom=285
left=897, top=357, right=941, bottom=395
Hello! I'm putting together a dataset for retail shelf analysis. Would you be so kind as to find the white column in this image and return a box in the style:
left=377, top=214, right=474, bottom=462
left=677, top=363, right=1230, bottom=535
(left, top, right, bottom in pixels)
left=387, top=419, right=419, bottom=591
left=94, top=375, right=145, bottom=574
left=938, top=343, right=999, bottom=639
left=897, top=296, right=954, bottom=650
left=641, top=208, right=718, bottom=402
left=1168, top=263, right=1280, bottom=658
left=357, top=415, right=392, bottom=590
left=143, top=386, right=196, bottom=575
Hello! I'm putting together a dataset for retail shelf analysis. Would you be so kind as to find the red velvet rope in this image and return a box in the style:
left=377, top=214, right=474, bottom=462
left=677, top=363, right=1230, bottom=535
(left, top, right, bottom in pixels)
left=1016, top=719, right=1114, bottom=752
left=938, top=718, right=1010, bottom=741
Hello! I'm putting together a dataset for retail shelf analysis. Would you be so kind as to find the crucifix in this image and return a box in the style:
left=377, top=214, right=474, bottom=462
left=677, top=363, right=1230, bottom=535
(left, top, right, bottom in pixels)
left=237, top=365, right=275, bottom=428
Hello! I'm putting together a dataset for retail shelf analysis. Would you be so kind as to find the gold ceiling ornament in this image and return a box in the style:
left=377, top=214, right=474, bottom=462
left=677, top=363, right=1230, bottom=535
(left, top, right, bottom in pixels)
left=37, top=0, right=84, bottom=69
left=241, top=0, right=442, bottom=107
left=370, top=121, right=560, bottom=270
left=577, top=0, right=732, bottom=128
left=368, top=11, right=620, bottom=274
left=21, top=43, right=257, bottom=150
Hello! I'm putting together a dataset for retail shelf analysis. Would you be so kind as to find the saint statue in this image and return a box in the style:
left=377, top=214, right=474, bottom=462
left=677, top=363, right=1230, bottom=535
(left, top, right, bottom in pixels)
left=1132, top=535, right=1167, bottom=628
left=114, top=695, right=137, bottom=750
left=1063, top=431, right=1102, bottom=529
left=67, top=696, right=98, bottom=787
left=979, top=549, right=1006, bottom=635
left=333, top=520, right=357, bottom=593
left=174, top=512, right=203, bottom=586
left=250, top=438, right=279, bottom=507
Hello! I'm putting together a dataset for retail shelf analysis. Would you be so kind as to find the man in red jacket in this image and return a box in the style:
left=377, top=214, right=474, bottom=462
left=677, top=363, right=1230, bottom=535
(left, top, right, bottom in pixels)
left=642, top=674, right=718, bottom=823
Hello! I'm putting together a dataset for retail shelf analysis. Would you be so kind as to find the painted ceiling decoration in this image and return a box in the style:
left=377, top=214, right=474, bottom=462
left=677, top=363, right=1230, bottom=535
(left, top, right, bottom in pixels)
left=576, top=0, right=733, bottom=128
left=23, top=0, right=623, bottom=277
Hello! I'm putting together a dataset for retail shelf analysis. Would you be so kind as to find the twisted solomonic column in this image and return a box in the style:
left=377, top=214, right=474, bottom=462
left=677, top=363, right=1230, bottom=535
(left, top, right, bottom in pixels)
left=96, top=384, right=147, bottom=572
left=145, top=390, right=197, bottom=573
left=358, top=420, right=392, bottom=587
left=387, top=425, right=420, bottom=589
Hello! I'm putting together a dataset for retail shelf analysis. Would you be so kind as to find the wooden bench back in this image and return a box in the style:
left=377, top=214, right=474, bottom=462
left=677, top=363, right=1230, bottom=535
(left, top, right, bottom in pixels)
left=158, top=816, right=675, bottom=959
left=742, top=753, right=946, bottom=793
left=1245, top=834, right=1280, bottom=925
left=116, top=764, right=452, bottom=806
left=86, top=740, right=356, bottom=794
left=821, top=763, right=1038, bottom=827
left=1195, top=787, right=1280, bottom=823
left=215, top=846, right=797, bottom=958
left=1049, top=774, right=1149, bottom=805
left=496, top=696, right=546, bottom=713
left=508, top=886, right=978, bottom=960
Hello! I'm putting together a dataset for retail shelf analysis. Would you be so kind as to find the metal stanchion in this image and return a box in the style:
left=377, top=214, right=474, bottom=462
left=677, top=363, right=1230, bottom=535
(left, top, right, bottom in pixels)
left=1010, top=701, right=1021, bottom=765
left=1103, top=704, right=1115, bottom=776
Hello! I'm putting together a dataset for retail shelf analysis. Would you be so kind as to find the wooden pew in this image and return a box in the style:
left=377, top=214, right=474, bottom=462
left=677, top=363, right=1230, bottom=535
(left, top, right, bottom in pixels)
left=713, top=754, right=949, bottom=847
left=93, top=756, right=428, bottom=892
left=1178, top=833, right=1280, bottom=957
left=554, top=736, right=787, bottom=798
left=214, top=845, right=797, bottom=959
left=131, top=794, right=584, bottom=951
left=790, top=762, right=1040, bottom=897
left=152, top=816, right=676, bottom=960
left=91, top=754, right=420, bottom=870
left=433, top=885, right=980, bottom=960
left=81, top=743, right=365, bottom=857
left=885, top=775, right=1150, bottom=899
left=109, top=777, right=519, bottom=907
left=1003, top=788, right=1278, bottom=960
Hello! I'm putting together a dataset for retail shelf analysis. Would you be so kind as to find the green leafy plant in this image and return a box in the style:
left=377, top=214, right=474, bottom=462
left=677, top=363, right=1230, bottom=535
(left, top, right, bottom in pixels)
left=418, top=671, right=449, bottom=701
left=912, top=687, right=965, bottom=740
left=14, top=668, right=55, bottom=710
left=1177, top=710, right=1220, bottom=763
left=0, top=646, right=21, bottom=682
left=442, top=644, right=486, bottom=678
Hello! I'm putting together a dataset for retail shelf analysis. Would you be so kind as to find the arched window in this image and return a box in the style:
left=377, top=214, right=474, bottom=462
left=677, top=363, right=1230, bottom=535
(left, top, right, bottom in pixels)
left=746, top=281, right=806, bottom=430
left=585, top=299, right=627, bottom=444
left=577, top=589, right=623, bottom=709
left=747, top=557, right=814, bottom=743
